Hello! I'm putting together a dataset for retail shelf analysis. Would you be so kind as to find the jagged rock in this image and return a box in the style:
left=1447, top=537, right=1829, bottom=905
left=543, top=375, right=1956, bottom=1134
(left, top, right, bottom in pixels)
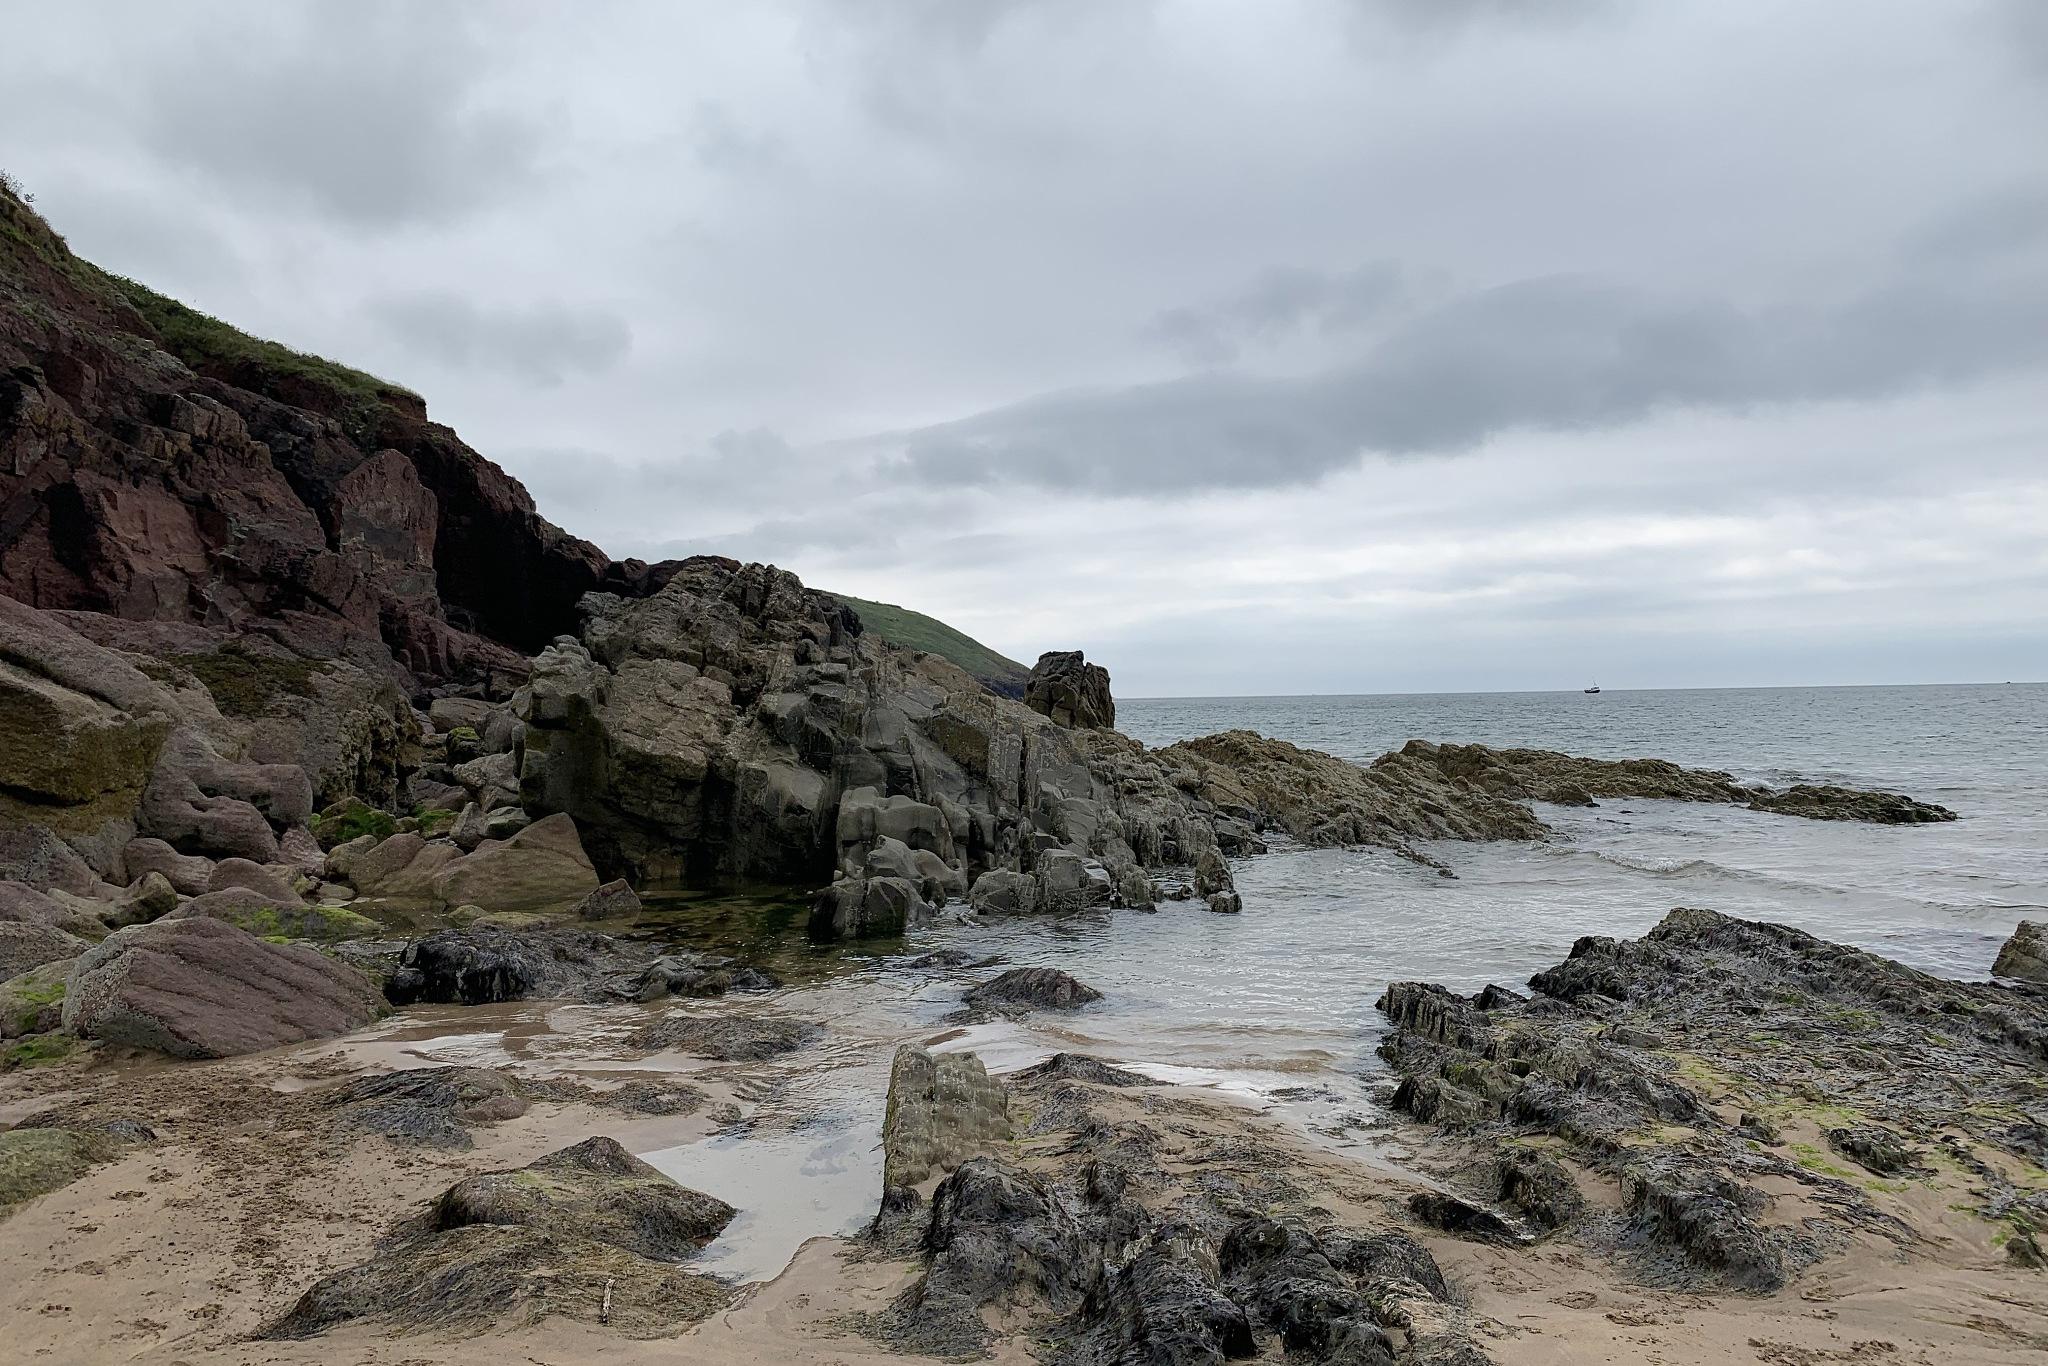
left=574, top=878, right=641, bottom=921
left=881, top=1046, right=1013, bottom=1192
left=263, top=1139, right=730, bottom=1340
left=0, top=920, right=89, bottom=980
left=1033, top=848, right=1112, bottom=912
left=319, top=1067, right=528, bottom=1148
left=122, top=837, right=213, bottom=895
left=1825, top=1125, right=1929, bottom=1177
left=1495, top=1147, right=1586, bottom=1229
left=1994, top=920, right=2048, bottom=983
left=964, top=967, right=1103, bottom=1012
left=1407, top=1191, right=1523, bottom=1245
left=1024, top=649, right=1115, bottom=730
left=627, top=1012, right=819, bottom=1061
left=63, top=917, right=382, bottom=1057
left=434, top=1135, right=735, bottom=1258
left=1747, top=784, right=1956, bottom=824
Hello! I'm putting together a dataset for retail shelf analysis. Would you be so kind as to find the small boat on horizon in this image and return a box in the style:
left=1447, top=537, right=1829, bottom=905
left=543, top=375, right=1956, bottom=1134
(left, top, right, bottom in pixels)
left=1584, top=682, right=1601, bottom=694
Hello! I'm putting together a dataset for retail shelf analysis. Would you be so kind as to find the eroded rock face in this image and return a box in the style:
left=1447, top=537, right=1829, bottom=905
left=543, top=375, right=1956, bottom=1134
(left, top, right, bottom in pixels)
left=62, top=916, right=383, bottom=1058
left=1024, top=649, right=1115, bottom=731
left=264, top=1137, right=731, bottom=1340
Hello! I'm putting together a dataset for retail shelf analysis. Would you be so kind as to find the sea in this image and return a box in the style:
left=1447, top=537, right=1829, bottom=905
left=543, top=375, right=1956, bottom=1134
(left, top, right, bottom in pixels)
left=412, top=683, right=2048, bottom=1280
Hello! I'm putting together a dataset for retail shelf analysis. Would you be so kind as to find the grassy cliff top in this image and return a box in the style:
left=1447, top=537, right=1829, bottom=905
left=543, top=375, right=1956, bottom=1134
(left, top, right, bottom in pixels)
left=834, top=593, right=1032, bottom=698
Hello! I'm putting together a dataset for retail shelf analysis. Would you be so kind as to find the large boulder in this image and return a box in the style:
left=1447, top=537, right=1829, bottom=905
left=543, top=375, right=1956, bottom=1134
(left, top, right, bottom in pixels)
left=434, top=1135, right=735, bottom=1259
left=1994, top=921, right=2048, bottom=984
left=881, top=1045, right=1012, bottom=1192
left=429, top=812, right=599, bottom=913
left=62, top=917, right=383, bottom=1058
left=1024, top=649, right=1115, bottom=731
left=163, top=887, right=378, bottom=943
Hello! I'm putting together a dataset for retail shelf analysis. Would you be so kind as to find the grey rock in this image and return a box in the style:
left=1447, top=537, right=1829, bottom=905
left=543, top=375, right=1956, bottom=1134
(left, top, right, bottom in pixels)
left=964, top=967, right=1103, bottom=1012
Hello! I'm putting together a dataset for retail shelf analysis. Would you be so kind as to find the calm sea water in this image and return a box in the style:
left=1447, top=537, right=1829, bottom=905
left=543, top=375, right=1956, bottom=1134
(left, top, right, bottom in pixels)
left=629, top=683, right=2048, bottom=1278
left=895, top=684, right=2047, bottom=1135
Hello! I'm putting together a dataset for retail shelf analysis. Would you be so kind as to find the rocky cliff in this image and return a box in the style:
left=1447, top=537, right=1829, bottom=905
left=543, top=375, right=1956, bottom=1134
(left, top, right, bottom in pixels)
left=0, top=183, right=614, bottom=690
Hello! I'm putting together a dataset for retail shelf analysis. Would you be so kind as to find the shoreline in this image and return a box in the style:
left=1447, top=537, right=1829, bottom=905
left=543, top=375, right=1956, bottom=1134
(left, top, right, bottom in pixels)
left=5, top=906, right=2045, bottom=1364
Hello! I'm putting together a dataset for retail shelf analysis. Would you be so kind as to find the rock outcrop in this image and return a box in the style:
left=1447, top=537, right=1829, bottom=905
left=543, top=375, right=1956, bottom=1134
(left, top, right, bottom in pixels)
left=62, top=916, right=384, bottom=1058
left=514, top=558, right=1243, bottom=919
left=1025, top=649, right=1115, bottom=730
left=1994, top=920, right=2048, bottom=984
left=880, top=1045, right=1013, bottom=1193
left=0, top=182, right=613, bottom=688
left=1377, top=907, right=2048, bottom=1288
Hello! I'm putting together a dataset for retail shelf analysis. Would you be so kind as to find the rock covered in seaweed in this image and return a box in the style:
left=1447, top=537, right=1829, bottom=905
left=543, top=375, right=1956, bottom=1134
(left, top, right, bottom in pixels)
left=264, top=1137, right=731, bottom=1340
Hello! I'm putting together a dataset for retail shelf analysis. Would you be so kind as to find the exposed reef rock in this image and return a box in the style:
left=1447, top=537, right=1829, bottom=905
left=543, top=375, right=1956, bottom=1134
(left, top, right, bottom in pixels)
left=880, top=1045, right=1013, bottom=1194
left=1377, top=907, right=2047, bottom=1290
left=870, top=1053, right=1491, bottom=1363
left=264, top=1137, right=731, bottom=1339
left=964, top=966, right=1104, bottom=1012
left=1025, top=648, right=1116, bottom=730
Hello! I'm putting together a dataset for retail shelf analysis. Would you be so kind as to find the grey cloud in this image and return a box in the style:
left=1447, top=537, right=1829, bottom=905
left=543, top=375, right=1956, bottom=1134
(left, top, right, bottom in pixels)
left=1143, top=262, right=1418, bottom=365
left=904, top=235, right=2048, bottom=494
left=137, top=2, right=543, bottom=228
left=366, top=293, right=630, bottom=387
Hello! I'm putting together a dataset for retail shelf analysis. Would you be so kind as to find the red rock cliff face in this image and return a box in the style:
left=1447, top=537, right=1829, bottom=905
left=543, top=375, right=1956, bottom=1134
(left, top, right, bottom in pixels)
left=0, top=186, right=615, bottom=684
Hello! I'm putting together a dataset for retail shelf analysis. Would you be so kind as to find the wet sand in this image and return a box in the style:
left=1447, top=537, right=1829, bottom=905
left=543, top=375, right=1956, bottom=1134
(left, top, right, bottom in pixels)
left=4, top=966, right=2046, bottom=1365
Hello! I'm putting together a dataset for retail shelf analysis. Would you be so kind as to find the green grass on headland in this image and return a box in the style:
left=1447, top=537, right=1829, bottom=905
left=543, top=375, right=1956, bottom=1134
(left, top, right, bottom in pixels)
left=832, top=593, right=1032, bottom=697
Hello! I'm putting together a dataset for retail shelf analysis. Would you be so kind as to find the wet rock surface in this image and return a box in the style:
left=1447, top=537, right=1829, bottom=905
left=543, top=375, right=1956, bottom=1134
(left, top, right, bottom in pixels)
left=963, top=966, right=1104, bottom=1012
left=317, top=1066, right=530, bottom=1148
left=626, top=1011, right=821, bottom=1061
left=265, top=1137, right=731, bottom=1340
left=870, top=1060, right=1491, bottom=1364
left=1377, top=907, right=2047, bottom=1292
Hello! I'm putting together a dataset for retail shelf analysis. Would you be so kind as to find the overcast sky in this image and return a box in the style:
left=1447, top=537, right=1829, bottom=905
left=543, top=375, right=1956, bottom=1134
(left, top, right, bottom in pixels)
left=6, top=0, right=2045, bottom=694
